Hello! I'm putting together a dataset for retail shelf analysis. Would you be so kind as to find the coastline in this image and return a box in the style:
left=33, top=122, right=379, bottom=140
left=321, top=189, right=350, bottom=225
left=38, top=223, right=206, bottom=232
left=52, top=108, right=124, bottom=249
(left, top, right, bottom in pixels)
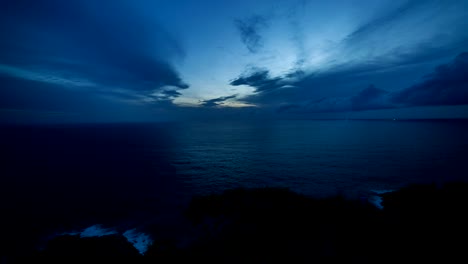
left=6, top=181, right=468, bottom=263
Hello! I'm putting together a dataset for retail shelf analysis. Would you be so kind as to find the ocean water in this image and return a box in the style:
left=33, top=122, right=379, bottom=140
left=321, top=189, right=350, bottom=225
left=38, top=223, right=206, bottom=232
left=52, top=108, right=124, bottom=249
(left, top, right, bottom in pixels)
left=170, top=120, right=468, bottom=196
left=1, top=119, right=468, bottom=254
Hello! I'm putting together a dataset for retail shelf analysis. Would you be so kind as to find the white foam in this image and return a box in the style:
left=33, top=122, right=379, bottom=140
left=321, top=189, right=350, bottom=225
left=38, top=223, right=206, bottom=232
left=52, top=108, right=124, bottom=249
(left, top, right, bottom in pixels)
left=368, top=195, right=384, bottom=210
left=368, top=189, right=395, bottom=209
left=79, top=224, right=117, bottom=237
left=60, top=224, right=116, bottom=237
left=60, top=224, right=152, bottom=255
left=123, top=229, right=153, bottom=255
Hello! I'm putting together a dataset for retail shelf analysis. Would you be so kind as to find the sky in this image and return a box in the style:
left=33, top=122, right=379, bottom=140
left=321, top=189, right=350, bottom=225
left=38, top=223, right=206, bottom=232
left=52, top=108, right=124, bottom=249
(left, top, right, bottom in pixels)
left=1, top=0, right=468, bottom=123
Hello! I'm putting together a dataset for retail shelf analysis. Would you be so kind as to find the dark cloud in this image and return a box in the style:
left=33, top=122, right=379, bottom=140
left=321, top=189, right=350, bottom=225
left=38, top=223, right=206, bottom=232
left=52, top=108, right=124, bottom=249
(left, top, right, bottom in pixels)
left=351, top=85, right=391, bottom=111
left=230, top=62, right=400, bottom=109
left=0, top=0, right=188, bottom=100
left=276, top=85, right=392, bottom=114
left=235, top=15, right=269, bottom=53
left=231, top=55, right=422, bottom=106
left=200, top=95, right=237, bottom=107
left=230, top=68, right=286, bottom=93
left=0, top=75, right=77, bottom=112
left=148, top=89, right=184, bottom=102
left=162, top=90, right=183, bottom=98
left=232, top=29, right=468, bottom=112
left=277, top=52, right=468, bottom=114
left=392, top=52, right=468, bottom=106
left=0, top=74, right=156, bottom=123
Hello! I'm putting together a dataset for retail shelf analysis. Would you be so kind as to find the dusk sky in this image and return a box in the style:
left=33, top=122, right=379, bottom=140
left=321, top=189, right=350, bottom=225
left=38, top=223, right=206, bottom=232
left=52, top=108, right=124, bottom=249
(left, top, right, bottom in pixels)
left=1, top=0, right=468, bottom=122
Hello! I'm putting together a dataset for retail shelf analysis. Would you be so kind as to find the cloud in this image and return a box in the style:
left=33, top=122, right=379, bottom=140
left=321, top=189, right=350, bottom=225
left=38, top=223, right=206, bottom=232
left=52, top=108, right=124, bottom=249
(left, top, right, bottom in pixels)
left=0, top=74, right=158, bottom=123
left=235, top=15, right=269, bottom=53
left=230, top=68, right=288, bottom=93
left=342, top=1, right=421, bottom=48
left=231, top=58, right=409, bottom=109
left=339, top=0, right=468, bottom=67
left=200, top=95, right=237, bottom=107
left=0, top=74, right=88, bottom=111
left=143, top=88, right=184, bottom=103
left=0, top=0, right=188, bottom=105
left=392, top=52, right=468, bottom=106
left=277, top=52, right=468, bottom=114
left=351, top=85, right=391, bottom=111
left=276, top=85, right=392, bottom=114
left=161, top=89, right=183, bottom=98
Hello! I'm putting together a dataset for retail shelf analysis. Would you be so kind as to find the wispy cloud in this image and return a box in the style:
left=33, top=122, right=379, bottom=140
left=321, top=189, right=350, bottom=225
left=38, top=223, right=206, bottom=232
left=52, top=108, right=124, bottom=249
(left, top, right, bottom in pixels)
left=341, top=0, right=421, bottom=48
left=339, top=0, right=468, bottom=66
left=235, top=15, right=269, bottom=53
left=200, top=94, right=237, bottom=107
left=0, top=0, right=189, bottom=106
left=229, top=67, right=291, bottom=93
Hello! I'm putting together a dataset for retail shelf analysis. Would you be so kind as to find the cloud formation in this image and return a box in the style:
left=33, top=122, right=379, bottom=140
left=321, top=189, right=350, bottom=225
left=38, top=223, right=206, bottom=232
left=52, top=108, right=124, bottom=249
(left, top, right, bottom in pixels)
left=230, top=68, right=288, bottom=93
left=200, top=95, right=237, bottom=107
left=392, top=52, right=468, bottom=107
left=2, top=0, right=468, bottom=122
left=235, top=15, right=269, bottom=53
left=277, top=52, right=468, bottom=114
left=0, top=0, right=188, bottom=105
left=338, top=0, right=468, bottom=68
left=352, top=85, right=391, bottom=111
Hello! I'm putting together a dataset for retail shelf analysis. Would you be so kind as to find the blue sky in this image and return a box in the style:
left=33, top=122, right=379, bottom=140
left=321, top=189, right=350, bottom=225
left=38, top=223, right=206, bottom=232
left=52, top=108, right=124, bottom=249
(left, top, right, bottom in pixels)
left=1, top=0, right=468, bottom=122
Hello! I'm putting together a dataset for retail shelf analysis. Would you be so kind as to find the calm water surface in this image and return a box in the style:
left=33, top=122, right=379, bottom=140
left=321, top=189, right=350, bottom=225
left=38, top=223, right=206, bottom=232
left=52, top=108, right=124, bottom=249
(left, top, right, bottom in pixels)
left=1, top=119, right=467, bottom=253
left=170, top=119, right=468, bottom=197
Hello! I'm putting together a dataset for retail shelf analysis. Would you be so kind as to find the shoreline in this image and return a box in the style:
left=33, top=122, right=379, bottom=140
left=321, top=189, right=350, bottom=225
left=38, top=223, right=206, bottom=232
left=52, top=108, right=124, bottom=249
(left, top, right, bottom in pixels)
left=6, top=181, right=468, bottom=263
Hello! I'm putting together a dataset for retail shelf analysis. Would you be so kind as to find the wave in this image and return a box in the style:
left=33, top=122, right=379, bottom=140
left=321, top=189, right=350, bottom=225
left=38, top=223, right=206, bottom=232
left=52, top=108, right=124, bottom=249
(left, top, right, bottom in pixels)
left=61, top=224, right=152, bottom=254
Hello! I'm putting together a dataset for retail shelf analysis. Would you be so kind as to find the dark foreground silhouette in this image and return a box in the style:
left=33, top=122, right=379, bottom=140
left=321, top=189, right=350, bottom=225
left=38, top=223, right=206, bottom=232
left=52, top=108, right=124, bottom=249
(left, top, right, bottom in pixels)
left=11, top=182, right=468, bottom=263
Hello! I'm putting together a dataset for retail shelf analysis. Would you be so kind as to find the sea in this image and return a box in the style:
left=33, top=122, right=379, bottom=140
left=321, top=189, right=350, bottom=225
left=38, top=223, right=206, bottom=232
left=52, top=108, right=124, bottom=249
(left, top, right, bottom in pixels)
left=1, top=119, right=468, bottom=255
